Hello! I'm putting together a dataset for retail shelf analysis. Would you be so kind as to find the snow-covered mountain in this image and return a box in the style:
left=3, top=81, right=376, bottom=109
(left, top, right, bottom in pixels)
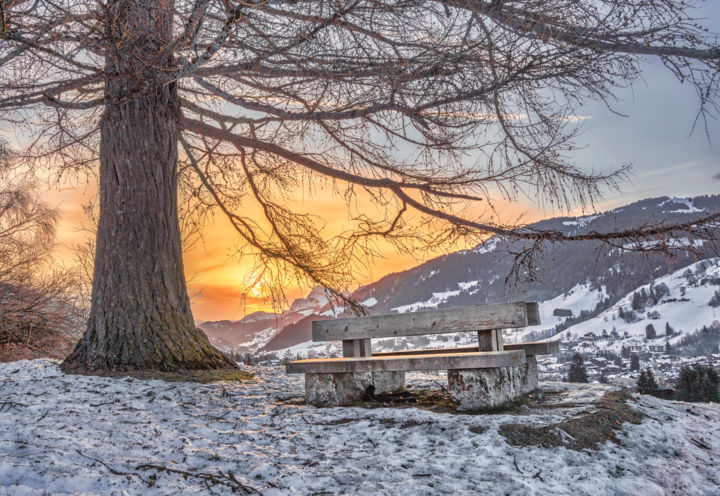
left=200, top=195, right=720, bottom=356
left=536, top=258, right=720, bottom=354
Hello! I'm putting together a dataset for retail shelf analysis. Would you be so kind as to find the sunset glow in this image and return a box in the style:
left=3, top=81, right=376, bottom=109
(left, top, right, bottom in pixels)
left=45, top=176, right=545, bottom=322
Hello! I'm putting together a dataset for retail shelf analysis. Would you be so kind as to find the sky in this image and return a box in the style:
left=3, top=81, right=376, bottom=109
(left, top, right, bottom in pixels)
left=32, top=5, right=720, bottom=322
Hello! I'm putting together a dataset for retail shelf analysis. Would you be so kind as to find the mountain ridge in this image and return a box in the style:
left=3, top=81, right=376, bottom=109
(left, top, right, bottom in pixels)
left=199, top=195, right=720, bottom=354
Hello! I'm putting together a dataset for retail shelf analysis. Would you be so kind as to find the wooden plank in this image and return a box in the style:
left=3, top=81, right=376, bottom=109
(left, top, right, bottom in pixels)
left=312, top=302, right=536, bottom=342
left=477, top=330, right=494, bottom=351
left=371, top=340, right=559, bottom=358
left=286, top=350, right=526, bottom=374
left=495, top=329, right=504, bottom=351
left=360, top=338, right=372, bottom=357
left=342, top=339, right=359, bottom=357
left=477, top=329, right=504, bottom=351
left=374, top=346, right=479, bottom=357
left=505, top=341, right=559, bottom=355
left=342, top=338, right=372, bottom=357
left=525, top=302, right=540, bottom=326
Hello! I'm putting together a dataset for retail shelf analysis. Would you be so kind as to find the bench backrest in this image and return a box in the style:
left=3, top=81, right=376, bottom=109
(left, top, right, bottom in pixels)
left=311, top=301, right=540, bottom=342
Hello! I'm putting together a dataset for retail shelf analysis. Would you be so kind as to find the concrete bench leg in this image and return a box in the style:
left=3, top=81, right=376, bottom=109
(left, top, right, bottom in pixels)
left=447, top=356, right=538, bottom=411
left=305, top=371, right=405, bottom=407
left=372, top=371, right=405, bottom=394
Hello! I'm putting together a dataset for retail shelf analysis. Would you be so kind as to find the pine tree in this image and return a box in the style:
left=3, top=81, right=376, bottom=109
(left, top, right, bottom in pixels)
left=630, top=353, right=640, bottom=371
left=665, top=322, right=673, bottom=337
left=646, top=323, right=657, bottom=340
left=567, top=353, right=589, bottom=383
left=709, top=290, right=720, bottom=308
left=637, top=368, right=658, bottom=395
left=676, top=364, right=720, bottom=403
left=632, top=291, right=641, bottom=311
left=621, top=345, right=630, bottom=359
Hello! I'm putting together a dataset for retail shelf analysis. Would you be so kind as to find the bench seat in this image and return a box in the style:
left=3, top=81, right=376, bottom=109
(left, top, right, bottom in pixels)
left=370, top=340, right=559, bottom=358
left=286, top=349, right=526, bottom=374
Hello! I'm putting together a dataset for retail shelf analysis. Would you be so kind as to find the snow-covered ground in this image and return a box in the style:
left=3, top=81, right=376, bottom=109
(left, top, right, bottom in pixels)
left=2, top=360, right=720, bottom=495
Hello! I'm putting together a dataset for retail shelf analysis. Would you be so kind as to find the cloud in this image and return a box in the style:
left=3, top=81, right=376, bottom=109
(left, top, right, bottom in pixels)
left=713, top=172, right=720, bottom=181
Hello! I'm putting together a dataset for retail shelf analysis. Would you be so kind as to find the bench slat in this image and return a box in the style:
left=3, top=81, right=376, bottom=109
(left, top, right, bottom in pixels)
left=312, top=302, right=538, bottom=342
left=371, top=341, right=559, bottom=358
left=286, top=350, right=526, bottom=374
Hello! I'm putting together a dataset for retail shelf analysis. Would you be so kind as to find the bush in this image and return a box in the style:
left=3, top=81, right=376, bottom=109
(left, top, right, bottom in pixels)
left=675, top=364, right=720, bottom=403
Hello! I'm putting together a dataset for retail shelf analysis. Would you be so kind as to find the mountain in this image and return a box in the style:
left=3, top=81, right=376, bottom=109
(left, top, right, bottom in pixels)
left=199, top=195, right=720, bottom=355
left=199, top=287, right=334, bottom=353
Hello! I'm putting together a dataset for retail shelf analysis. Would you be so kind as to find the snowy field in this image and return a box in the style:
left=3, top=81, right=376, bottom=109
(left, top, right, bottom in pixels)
left=1, top=360, right=720, bottom=496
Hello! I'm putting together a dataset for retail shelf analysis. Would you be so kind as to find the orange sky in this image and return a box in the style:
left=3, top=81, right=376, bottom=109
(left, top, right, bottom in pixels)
left=44, top=176, right=549, bottom=322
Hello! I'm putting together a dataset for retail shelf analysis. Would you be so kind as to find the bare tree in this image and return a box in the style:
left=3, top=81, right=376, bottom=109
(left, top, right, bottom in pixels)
left=0, top=0, right=719, bottom=373
left=0, top=141, right=83, bottom=359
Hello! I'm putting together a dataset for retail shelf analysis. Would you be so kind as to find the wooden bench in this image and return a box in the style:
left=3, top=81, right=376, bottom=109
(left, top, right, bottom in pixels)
left=286, top=302, right=558, bottom=410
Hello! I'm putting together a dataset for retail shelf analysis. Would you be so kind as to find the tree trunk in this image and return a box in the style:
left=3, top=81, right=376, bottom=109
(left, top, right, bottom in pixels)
left=62, top=0, right=235, bottom=373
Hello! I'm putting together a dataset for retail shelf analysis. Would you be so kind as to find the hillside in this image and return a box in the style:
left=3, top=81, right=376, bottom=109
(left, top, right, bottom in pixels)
left=199, top=195, right=720, bottom=355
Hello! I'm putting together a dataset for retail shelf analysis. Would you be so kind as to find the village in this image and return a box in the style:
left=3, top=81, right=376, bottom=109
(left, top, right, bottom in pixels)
left=539, top=328, right=720, bottom=392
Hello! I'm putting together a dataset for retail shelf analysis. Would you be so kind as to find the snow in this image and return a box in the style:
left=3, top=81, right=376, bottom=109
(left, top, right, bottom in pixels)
left=472, top=236, right=501, bottom=254
left=621, top=238, right=705, bottom=251
left=457, top=280, right=479, bottom=290
left=320, top=306, right=344, bottom=317
left=507, top=283, right=608, bottom=343
left=562, top=214, right=599, bottom=227
left=2, top=360, right=720, bottom=495
left=553, top=258, right=720, bottom=351
left=360, top=297, right=377, bottom=307
left=392, top=289, right=462, bottom=313
left=240, top=327, right=277, bottom=351
left=659, top=197, right=704, bottom=213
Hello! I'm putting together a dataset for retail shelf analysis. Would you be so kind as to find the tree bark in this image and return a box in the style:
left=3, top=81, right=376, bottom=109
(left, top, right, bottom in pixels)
left=62, top=0, right=235, bottom=373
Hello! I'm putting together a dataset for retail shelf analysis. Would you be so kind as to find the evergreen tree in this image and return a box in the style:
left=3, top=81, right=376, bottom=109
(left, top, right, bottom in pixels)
left=646, top=323, right=657, bottom=340
left=637, top=368, right=658, bottom=395
left=621, top=345, right=630, bottom=359
left=632, top=291, right=644, bottom=311
left=630, top=353, right=640, bottom=371
left=709, top=290, right=720, bottom=308
left=665, top=341, right=672, bottom=354
left=567, top=353, right=589, bottom=383
left=665, top=322, right=673, bottom=337
left=675, top=364, right=720, bottom=403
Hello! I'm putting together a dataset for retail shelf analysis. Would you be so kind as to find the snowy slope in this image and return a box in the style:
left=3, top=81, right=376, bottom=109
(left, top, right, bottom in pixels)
left=505, top=282, right=609, bottom=343
left=1, top=360, right=720, bottom=496
left=551, top=258, right=720, bottom=352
